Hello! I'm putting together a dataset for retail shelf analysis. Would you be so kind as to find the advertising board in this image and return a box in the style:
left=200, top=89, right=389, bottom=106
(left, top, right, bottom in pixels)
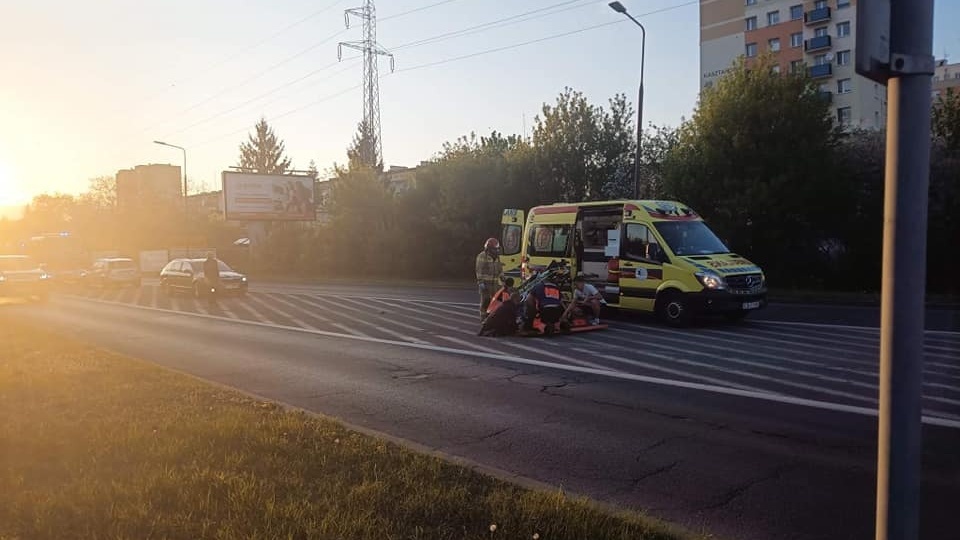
left=222, top=171, right=316, bottom=221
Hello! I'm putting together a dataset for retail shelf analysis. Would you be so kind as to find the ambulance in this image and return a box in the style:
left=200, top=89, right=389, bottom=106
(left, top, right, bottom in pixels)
left=499, top=200, right=767, bottom=326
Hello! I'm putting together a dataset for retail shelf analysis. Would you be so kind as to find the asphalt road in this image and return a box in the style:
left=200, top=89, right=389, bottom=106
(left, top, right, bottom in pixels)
left=3, top=282, right=959, bottom=540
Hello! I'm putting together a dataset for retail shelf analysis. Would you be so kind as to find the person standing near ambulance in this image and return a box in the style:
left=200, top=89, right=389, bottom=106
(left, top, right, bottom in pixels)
left=475, top=238, right=504, bottom=321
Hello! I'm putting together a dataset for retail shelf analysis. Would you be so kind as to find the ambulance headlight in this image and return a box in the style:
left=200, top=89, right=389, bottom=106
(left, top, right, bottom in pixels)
left=695, top=271, right=727, bottom=290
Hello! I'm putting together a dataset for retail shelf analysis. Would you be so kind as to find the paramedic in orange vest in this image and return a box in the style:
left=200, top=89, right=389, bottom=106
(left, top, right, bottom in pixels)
left=476, top=238, right=504, bottom=321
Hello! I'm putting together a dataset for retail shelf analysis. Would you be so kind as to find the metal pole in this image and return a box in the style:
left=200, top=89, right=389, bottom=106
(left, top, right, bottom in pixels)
left=182, top=147, right=188, bottom=217
left=875, top=0, right=934, bottom=539
left=624, top=12, right=646, bottom=199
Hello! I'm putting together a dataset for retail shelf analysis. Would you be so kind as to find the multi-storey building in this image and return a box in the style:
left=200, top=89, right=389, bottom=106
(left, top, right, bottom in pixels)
left=116, top=164, right=182, bottom=211
left=933, top=59, right=960, bottom=100
left=700, top=0, right=888, bottom=130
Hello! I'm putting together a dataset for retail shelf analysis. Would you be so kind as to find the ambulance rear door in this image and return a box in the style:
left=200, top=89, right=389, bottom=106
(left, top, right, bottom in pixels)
left=500, top=209, right=525, bottom=284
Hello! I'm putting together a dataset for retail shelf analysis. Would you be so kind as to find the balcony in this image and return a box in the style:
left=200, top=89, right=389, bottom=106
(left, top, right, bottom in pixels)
left=818, top=91, right=833, bottom=103
left=805, top=6, right=831, bottom=25
left=809, top=63, right=833, bottom=78
left=805, top=35, right=832, bottom=52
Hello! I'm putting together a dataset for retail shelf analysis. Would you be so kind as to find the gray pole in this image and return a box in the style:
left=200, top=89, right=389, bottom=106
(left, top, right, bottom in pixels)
left=608, top=2, right=646, bottom=199
left=875, top=0, right=934, bottom=539
left=181, top=146, right=188, bottom=217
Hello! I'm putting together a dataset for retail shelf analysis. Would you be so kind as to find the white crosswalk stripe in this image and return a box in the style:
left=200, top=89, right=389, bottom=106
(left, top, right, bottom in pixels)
left=243, top=294, right=317, bottom=330
left=289, top=294, right=429, bottom=344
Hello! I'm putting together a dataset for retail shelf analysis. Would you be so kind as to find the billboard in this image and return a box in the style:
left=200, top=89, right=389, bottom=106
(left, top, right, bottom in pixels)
left=222, top=171, right=316, bottom=221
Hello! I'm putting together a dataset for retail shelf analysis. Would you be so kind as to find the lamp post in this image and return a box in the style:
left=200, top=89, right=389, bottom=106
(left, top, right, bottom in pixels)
left=153, top=140, right=187, bottom=216
left=609, top=1, right=646, bottom=199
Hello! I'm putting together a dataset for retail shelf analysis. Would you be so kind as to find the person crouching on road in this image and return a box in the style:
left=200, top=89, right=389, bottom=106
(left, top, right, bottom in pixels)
left=523, top=278, right=564, bottom=334
left=476, top=238, right=504, bottom=321
left=564, top=274, right=605, bottom=326
left=478, top=291, right=522, bottom=337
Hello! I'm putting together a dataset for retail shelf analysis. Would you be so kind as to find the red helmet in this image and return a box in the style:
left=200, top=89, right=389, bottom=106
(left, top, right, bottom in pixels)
left=484, top=238, right=500, bottom=250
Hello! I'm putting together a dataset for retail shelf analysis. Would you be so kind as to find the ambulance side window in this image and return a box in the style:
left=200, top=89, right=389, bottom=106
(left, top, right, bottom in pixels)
left=527, top=225, right=571, bottom=258
left=623, top=224, right=663, bottom=263
left=501, top=224, right=522, bottom=256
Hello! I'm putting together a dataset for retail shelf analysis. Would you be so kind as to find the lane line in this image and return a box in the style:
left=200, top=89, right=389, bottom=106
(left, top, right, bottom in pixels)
left=568, top=347, right=770, bottom=393
left=263, top=294, right=333, bottom=323
left=753, top=319, right=960, bottom=337
left=243, top=294, right=317, bottom=330
left=58, top=295, right=960, bottom=429
left=292, top=295, right=429, bottom=344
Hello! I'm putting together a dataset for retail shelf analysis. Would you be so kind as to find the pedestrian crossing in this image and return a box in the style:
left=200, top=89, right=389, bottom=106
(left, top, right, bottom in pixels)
left=69, top=285, right=960, bottom=422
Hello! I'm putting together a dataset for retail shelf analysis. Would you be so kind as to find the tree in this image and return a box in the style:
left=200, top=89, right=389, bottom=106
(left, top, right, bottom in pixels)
left=662, top=54, right=852, bottom=287
left=79, top=175, right=116, bottom=210
left=932, top=88, right=960, bottom=155
left=237, top=117, right=292, bottom=174
left=347, top=121, right=382, bottom=172
left=531, top=87, right=602, bottom=202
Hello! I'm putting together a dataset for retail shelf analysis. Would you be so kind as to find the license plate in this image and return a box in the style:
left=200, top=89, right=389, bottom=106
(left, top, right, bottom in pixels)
left=742, top=301, right=761, bottom=310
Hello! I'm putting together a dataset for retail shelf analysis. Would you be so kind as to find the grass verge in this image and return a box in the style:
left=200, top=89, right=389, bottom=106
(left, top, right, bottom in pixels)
left=0, top=321, right=695, bottom=540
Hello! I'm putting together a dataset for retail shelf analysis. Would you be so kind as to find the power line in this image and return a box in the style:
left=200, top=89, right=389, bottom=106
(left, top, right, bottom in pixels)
left=380, top=0, right=465, bottom=22
left=393, top=0, right=698, bottom=72
left=140, top=0, right=468, bottom=135
left=158, top=58, right=362, bottom=140
left=191, top=84, right=363, bottom=148
left=391, top=0, right=590, bottom=51
left=140, top=0, right=348, bottom=104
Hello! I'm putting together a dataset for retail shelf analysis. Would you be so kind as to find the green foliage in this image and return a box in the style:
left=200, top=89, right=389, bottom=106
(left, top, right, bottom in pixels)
left=238, top=117, right=293, bottom=174
left=663, top=55, right=853, bottom=287
left=932, top=88, right=960, bottom=155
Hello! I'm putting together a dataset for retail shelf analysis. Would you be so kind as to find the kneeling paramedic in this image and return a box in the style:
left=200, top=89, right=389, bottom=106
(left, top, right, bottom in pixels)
left=478, top=291, right=522, bottom=337
left=523, top=278, right=564, bottom=334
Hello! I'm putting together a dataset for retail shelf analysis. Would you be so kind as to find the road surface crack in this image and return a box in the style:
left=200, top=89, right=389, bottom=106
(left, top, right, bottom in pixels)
left=696, top=462, right=798, bottom=511
left=635, top=435, right=692, bottom=459
left=477, top=427, right=512, bottom=442
left=632, top=460, right=680, bottom=484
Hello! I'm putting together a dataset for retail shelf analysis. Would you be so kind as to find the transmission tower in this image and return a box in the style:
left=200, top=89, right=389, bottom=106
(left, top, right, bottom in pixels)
left=338, top=0, right=394, bottom=168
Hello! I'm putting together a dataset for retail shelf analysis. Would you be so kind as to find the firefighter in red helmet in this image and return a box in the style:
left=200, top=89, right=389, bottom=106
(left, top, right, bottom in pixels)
left=476, top=237, right=504, bottom=321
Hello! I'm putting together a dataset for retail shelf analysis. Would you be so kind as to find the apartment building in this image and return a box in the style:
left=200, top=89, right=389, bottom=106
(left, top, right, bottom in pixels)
left=116, top=164, right=182, bottom=211
left=933, top=59, right=960, bottom=100
left=700, top=0, right=888, bottom=130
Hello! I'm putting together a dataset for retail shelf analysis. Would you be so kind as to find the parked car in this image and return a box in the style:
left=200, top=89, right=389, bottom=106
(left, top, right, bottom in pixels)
left=0, top=255, right=52, bottom=302
left=159, top=258, right=248, bottom=297
left=86, top=257, right=141, bottom=288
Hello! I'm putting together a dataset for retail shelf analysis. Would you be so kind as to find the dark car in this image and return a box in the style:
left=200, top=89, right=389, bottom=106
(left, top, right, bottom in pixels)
left=159, top=258, right=248, bottom=297
left=86, top=257, right=141, bottom=288
left=0, top=255, right=52, bottom=302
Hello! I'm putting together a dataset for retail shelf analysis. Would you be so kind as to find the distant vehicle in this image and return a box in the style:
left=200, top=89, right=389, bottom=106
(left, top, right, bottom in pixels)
left=159, top=258, right=248, bottom=298
left=87, top=257, right=141, bottom=288
left=21, top=232, right=87, bottom=285
left=0, top=255, right=52, bottom=302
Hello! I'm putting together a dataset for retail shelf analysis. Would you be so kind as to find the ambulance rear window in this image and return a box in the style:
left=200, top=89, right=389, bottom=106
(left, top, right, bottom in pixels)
left=527, top=225, right=571, bottom=258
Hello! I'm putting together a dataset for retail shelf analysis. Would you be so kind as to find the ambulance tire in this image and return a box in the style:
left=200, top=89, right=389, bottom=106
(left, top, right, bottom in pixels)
left=657, top=291, right=692, bottom=327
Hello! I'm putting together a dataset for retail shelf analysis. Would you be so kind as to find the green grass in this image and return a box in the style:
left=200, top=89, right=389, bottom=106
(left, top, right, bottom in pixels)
left=0, top=321, right=695, bottom=540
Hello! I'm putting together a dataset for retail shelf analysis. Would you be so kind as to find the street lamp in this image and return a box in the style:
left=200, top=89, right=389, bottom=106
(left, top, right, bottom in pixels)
left=609, top=1, right=646, bottom=199
left=153, top=140, right=188, bottom=216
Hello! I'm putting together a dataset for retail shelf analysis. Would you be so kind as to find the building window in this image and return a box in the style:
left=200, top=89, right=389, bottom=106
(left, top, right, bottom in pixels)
left=815, top=26, right=828, bottom=37
left=791, top=60, right=804, bottom=73
left=837, top=107, right=852, bottom=125
left=746, top=43, right=758, bottom=57
left=790, top=5, right=803, bottom=20
left=772, top=64, right=781, bottom=74
left=838, top=78, right=852, bottom=94
left=769, top=38, right=781, bottom=52
left=814, top=54, right=828, bottom=66
left=767, top=10, right=780, bottom=25
left=791, top=32, right=803, bottom=48
left=838, top=0, right=851, bottom=8
left=837, top=21, right=851, bottom=37
left=837, top=50, right=851, bottom=66
left=815, top=0, right=828, bottom=8
left=875, top=111, right=880, bottom=126
left=745, top=16, right=757, bottom=31
left=746, top=0, right=757, bottom=5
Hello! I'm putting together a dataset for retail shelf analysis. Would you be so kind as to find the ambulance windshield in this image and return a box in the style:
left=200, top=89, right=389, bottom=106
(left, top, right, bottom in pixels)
left=654, top=221, right=729, bottom=256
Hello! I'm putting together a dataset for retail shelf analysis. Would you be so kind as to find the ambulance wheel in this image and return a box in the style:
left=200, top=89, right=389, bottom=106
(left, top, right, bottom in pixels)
left=657, top=291, right=691, bottom=327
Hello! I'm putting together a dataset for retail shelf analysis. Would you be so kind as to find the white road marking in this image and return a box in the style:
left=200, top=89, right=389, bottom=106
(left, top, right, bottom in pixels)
left=264, top=294, right=332, bottom=323
left=243, top=294, right=317, bottom=330
left=61, top=295, right=960, bottom=429
left=754, top=319, right=960, bottom=337
left=293, top=295, right=429, bottom=344
left=569, top=347, right=770, bottom=393
left=333, top=296, right=433, bottom=337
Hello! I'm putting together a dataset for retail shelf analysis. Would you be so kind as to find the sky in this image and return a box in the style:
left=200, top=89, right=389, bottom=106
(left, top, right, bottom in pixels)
left=1, top=0, right=959, bottom=213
